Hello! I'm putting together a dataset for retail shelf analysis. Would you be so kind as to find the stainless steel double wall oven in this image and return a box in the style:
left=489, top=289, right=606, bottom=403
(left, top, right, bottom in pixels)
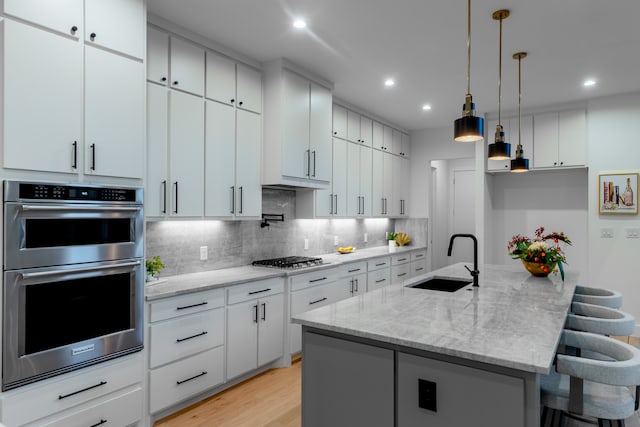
left=2, top=180, right=144, bottom=390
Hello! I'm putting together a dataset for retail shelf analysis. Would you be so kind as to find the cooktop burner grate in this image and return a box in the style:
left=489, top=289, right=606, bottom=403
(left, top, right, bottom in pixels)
left=252, top=256, right=324, bottom=269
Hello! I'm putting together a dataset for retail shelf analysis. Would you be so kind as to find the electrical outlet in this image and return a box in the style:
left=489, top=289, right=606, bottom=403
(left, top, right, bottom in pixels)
left=600, top=228, right=614, bottom=239
left=334, top=235, right=339, bottom=245
left=626, top=228, right=640, bottom=239
left=364, top=233, right=368, bottom=243
left=199, top=246, right=208, bottom=260
left=304, top=238, right=309, bottom=250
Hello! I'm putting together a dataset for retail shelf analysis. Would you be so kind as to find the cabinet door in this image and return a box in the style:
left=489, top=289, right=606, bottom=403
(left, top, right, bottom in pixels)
left=309, top=83, right=332, bottom=183
left=332, top=138, right=348, bottom=217
left=383, top=153, right=394, bottom=215
left=360, top=146, right=372, bottom=216
left=393, top=156, right=409, bottom=216
left=3, top=0, right=82, bottom=38
left=235, top=109, right=262, bottom=218
left=401, top=133, right=411, bottom=157
left=372, top=121, right=384, bottom=151
left=558, top=109, right=586, bottom=166
left=205, top=50, right=236, bottom=106
left=383, top=125, right=393, bottom=152
left=391, top=263, right=411, bottom=283
left=392, top=129, right=402, bottom=155
left=170, top=36, right=205, bottom=96
left=372, top=150, right=385, bottom=216
left=147, top=26, right=169, bottom=85
left=332, top=104, right=347, bottom=139
left=85, top=0, right=144, bottom=59
left=147, top=84, right=169, bottom=217
left=368, top=268, right=391, bottom=291
left=346, top=142, right=361, bottom=216
left=205, top=100, right=235, bottom=217
left=347, top=110, right=361, bottom=143
left=258, top=294, right=284, bottom=367
left=226, top=300, right=259, bottom=380
left=281, top=70, right=310, bottom=180
left=236, top=63, right=262, bottom=114
left=533, top=112, right=559, bottom=168
left=3, top=20, right=82, bottom=174
left=169, top=91, right=205, bottom=217
left=359, top=116, right=372, bottom=147
left=85, top=46, right=144, bottom=178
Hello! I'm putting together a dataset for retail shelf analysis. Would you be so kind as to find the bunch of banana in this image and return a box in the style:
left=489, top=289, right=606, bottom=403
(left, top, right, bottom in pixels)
left=394, top=232, right=411, bottom=246
left=337, top=246, right=355, bottom=253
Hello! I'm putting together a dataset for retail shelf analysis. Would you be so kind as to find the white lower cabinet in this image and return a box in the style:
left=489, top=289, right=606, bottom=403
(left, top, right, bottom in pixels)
left=226, top=278, right=285, bottom=380
left=390, top=253, right=411, bottom=283
left=334, top=261, right=367, bottom=299
left=411, top=249, right=428, bottom=277
left=0, top=354, right=143, bottom=427
left=367, top=257, right=391, bottom=291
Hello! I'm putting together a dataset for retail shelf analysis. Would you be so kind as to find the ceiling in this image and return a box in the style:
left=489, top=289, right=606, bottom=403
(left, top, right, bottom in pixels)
left=147, top=0, right=640, bottom=132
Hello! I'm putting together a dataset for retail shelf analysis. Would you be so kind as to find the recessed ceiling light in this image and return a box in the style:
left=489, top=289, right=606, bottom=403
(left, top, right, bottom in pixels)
left=583, top=79, right=596, bottom=87
left=293, top=19, right=307, bottom=29
left=422, top=104, right=432, bottom=111
left=384, top=79, right=395, bottom=87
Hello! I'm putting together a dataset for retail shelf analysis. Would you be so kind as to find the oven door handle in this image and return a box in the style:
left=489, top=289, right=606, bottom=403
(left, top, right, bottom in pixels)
left=20, top=261, right=141, bottom=279
left=20, top=205, right=142, bottom=212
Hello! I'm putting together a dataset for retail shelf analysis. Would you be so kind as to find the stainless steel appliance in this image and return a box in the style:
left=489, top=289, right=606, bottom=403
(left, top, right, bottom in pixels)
left=2, top=181, right=144, bottom=391
left=252, top=256, right=325, bottom=269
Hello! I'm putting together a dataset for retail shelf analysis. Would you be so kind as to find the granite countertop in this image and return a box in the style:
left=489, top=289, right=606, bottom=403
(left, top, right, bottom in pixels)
left=292, top=263, right=577, bottom=374
left=145, top=245, right=426, bottom=301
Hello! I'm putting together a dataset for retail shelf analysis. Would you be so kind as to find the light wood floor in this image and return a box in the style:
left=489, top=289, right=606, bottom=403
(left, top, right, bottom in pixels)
left=156, top=337, right=640, bottom=427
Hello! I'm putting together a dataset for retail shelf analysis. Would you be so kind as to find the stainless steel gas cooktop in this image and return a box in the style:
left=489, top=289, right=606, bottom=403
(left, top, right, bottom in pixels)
left=252, top=256, right=324, bottom=270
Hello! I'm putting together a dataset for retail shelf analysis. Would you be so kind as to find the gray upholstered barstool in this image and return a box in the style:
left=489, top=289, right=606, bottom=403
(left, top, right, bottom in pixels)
left=572, top=285, right=623, bottom=309
left=566, top=302, right=635, bottom=337
left=540, top=330, right=640, bottom=427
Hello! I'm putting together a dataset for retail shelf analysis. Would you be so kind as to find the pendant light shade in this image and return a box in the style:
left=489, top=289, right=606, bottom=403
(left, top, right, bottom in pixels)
left=487, top=9, right=511, bottom=160
left=511, top=51, right=530, bottom=172
left=453, top=0, right=484, bottom=142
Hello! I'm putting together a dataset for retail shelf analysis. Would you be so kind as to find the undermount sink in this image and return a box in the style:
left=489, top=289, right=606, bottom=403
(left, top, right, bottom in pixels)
left=408, top=276, right=472, bottom=292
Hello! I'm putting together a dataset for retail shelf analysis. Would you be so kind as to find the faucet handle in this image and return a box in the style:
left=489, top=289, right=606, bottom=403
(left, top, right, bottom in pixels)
left=464, top=265, right=479, bottom=276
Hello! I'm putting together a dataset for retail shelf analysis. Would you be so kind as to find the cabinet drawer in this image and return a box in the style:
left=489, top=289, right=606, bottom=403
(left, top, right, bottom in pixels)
left=368, top=268, right=391, bottom=291
left=412, top=259, right=428, bottom=276
left=150, top=288, right=224, bottom=322
left=391, top=264, right=411, bottom=283
left=411, top=250, right=427, bottom=262
left=290, top=282, right=340, bottom=317
left=150, top=308, right=224, bottom=368
left=290, top=268, right=337, bottom=291
left=368, top=257, right=391, bottom=271
left=391, top=254, right=410, bottom=266
left=335, top=261, right=367, bottom=278
left=227, top=277, right=284, bottom=305
left=150, top=346, right=224, bottom=414
left=40, top=387, right=142, bottom=427
left=1, top=354, right=142, bottom=427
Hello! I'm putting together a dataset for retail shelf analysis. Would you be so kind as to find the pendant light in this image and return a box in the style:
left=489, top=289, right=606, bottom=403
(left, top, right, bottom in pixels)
left=511, top=52, right=529, bottom=172
left=453, top=0, right=484, bottom=142
left=487, top=9, right=511, bottom=160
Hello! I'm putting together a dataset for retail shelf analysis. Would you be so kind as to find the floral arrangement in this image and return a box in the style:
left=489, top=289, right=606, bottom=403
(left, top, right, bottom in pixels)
left=146, top=255, right=165, bottom=280
left=507, top=227, right=572, bottom=279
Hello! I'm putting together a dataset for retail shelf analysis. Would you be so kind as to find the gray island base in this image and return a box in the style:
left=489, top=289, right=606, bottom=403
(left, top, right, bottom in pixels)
left=293, top=263, right=578, bottom=427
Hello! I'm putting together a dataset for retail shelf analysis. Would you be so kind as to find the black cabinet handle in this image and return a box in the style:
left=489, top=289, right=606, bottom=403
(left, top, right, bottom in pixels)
left=261, top=302, right=266, bottom=321
left=416, top=267, right=424, bottom=272
left=90, top=420, right=107, bottom=427
left=350, top=279, right=354, bottom=293
left=72, top=141, right=77, bottom=169
left=162, top=180, right=167, bottom=214
left=253, top=304, right=259, bottom=323
left=239, top=101, right=244, bottom=106
left=230, top=186, right=235, bottom=214
left=312, top=150, right=316, bottom=177
left=59, top=381, right=107, bottom=400
left=398, top=272, right=407, bottom=277
left=238, top=186, right=243, bottom=214
left=398, top=258, right=408, bottom=262
left=348, top=268, right=361, bottom=273
left=176, top=371, right=207, bottom=385
left=334, top=131, right=337, bottom=135
left=70, top=25, right=78, bottom=35
left=309, top=277, right=327, bottom=283
left=90, top=32, right=96, bottom=41
left=90, top=143, right=96, bottom=170
left=173, top=81, right=179, bottom=86
left=375, top=278, right=387, bottom=283
left=176, top=301, right=207, bottom=311
left=560, top=161, right=564, bottom=165
left=176, top=331, right=208, bottom=343
left=173, top=181, right=179, bottom=214
left=305, top=149, right=311, bottom=177
left=230, top=99, right=235, bottom=104
left=330, top=193, right=334, bottom=215
left=354, top=278, right=359, bottom=292
left=309, top=297, right=327, bottom=305
left=248, top=288, right=271, bottom=295
left=334, top=194, right=338, bottom=214
left=161, top=77, right=167, bottom=82
left=375, top=262, right=387, bottom=267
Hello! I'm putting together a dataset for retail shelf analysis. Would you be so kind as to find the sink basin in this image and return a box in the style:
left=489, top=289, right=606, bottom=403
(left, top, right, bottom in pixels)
left=408, top=276, right=472, bottom=292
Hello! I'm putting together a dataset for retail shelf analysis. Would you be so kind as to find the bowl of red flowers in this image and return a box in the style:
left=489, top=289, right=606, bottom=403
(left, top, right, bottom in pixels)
left=507, top=227, right=572, bottom=280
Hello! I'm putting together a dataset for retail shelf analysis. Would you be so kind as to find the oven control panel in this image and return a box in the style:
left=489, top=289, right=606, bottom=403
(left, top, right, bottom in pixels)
left=5, top=181, right=142, bottom=203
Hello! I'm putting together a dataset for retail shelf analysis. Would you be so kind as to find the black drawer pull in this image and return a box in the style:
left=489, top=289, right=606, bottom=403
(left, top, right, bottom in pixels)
left=177, top=371, right=207, bottom=385
left=416, top=267, right=424, bottom=272
left=309, top=297, right=327, bottom=305
left=176, top=301, right=208, bottom=311
left=348, top=268, right=361, bottom=273
left=398, top=273, right=407, bottom=277
left=90, top=420, right=107, bottom=427
left=375, top=263, right=387, bottom=267
left=375, top=279, right=386, bottom=283
left=176, top=331, right=208, bottom=343
left=248, top=288, right=271, bottom=295
left=415, top=254, right=424, bottom=258
left=58, top=381, right=107, bottom=400
left=309, top=277, right=327, bottom=283
left=398, top=258, right=408, bottom=262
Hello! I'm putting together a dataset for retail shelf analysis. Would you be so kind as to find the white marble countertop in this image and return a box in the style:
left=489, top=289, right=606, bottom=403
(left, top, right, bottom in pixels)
left=145, top=245, right=426, bottom=301
left=293, top=263, right=577, bottom=374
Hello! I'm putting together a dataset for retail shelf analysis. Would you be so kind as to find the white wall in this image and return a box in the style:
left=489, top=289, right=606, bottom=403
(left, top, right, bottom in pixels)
left=586, top=92, right=640, bottom=333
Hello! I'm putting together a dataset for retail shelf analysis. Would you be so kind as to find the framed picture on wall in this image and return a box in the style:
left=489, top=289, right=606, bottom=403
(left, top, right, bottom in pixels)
left=598, top=172, right=638, bottom=214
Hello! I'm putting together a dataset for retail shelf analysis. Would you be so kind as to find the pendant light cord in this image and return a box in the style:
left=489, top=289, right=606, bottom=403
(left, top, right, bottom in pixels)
left=466, top=0, right=471, bottom=95
left=517, top=54, right=521, bottom=148
left=498, top=15, right=503, bottom=127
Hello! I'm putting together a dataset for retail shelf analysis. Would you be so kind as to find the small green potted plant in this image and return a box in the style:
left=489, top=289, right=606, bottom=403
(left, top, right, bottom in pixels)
left=388, top=232, right=397, bottom=252
left=146, top=255, right=165, bottom=282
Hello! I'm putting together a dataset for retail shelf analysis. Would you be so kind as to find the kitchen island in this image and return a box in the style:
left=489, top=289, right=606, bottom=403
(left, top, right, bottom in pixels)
left=292, top=263, right=577, bottom=427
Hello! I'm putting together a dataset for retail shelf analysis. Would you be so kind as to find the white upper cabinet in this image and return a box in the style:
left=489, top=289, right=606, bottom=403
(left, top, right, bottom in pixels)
left=360, top=116, right=373, bottom=147
left=533, top=109, right=586, bottom=168
left=3, top=0, right=83, bottom=38
left=346, top=110, right=372, bottom=146
left=391, top=129, right=402, bottom=156
left=332, top=104, right=347, bottom=139
left=3, top=20, right=83, bottom=174
left=280, top=70, right=310, bottom=180
left=146, top=84, right=169, bottom=217
left=206, top=51, right=262, bottom=114
left=234, top=109, right=262, bottom=217
left=393, top=156, right=409, bottom=216
left=346, top=143, right=372, bottom=216
left=383, top=125, right=393, bottom=153
left=400, top=133, right=411, bottom=158
left=236, top=63, right=262, bottom=114
left=84, top=46, right=145, bottom=178
left=309, top=82, right=332, bottom=183
left=170, top=36, right=205, bottom=96
left=85, top=0, right=144, bottom=59
left=147, top=26, right=169, bottom=85
left=372, top=121, right=384, bottom=151
left=372, top=150, right=394, bottom=216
